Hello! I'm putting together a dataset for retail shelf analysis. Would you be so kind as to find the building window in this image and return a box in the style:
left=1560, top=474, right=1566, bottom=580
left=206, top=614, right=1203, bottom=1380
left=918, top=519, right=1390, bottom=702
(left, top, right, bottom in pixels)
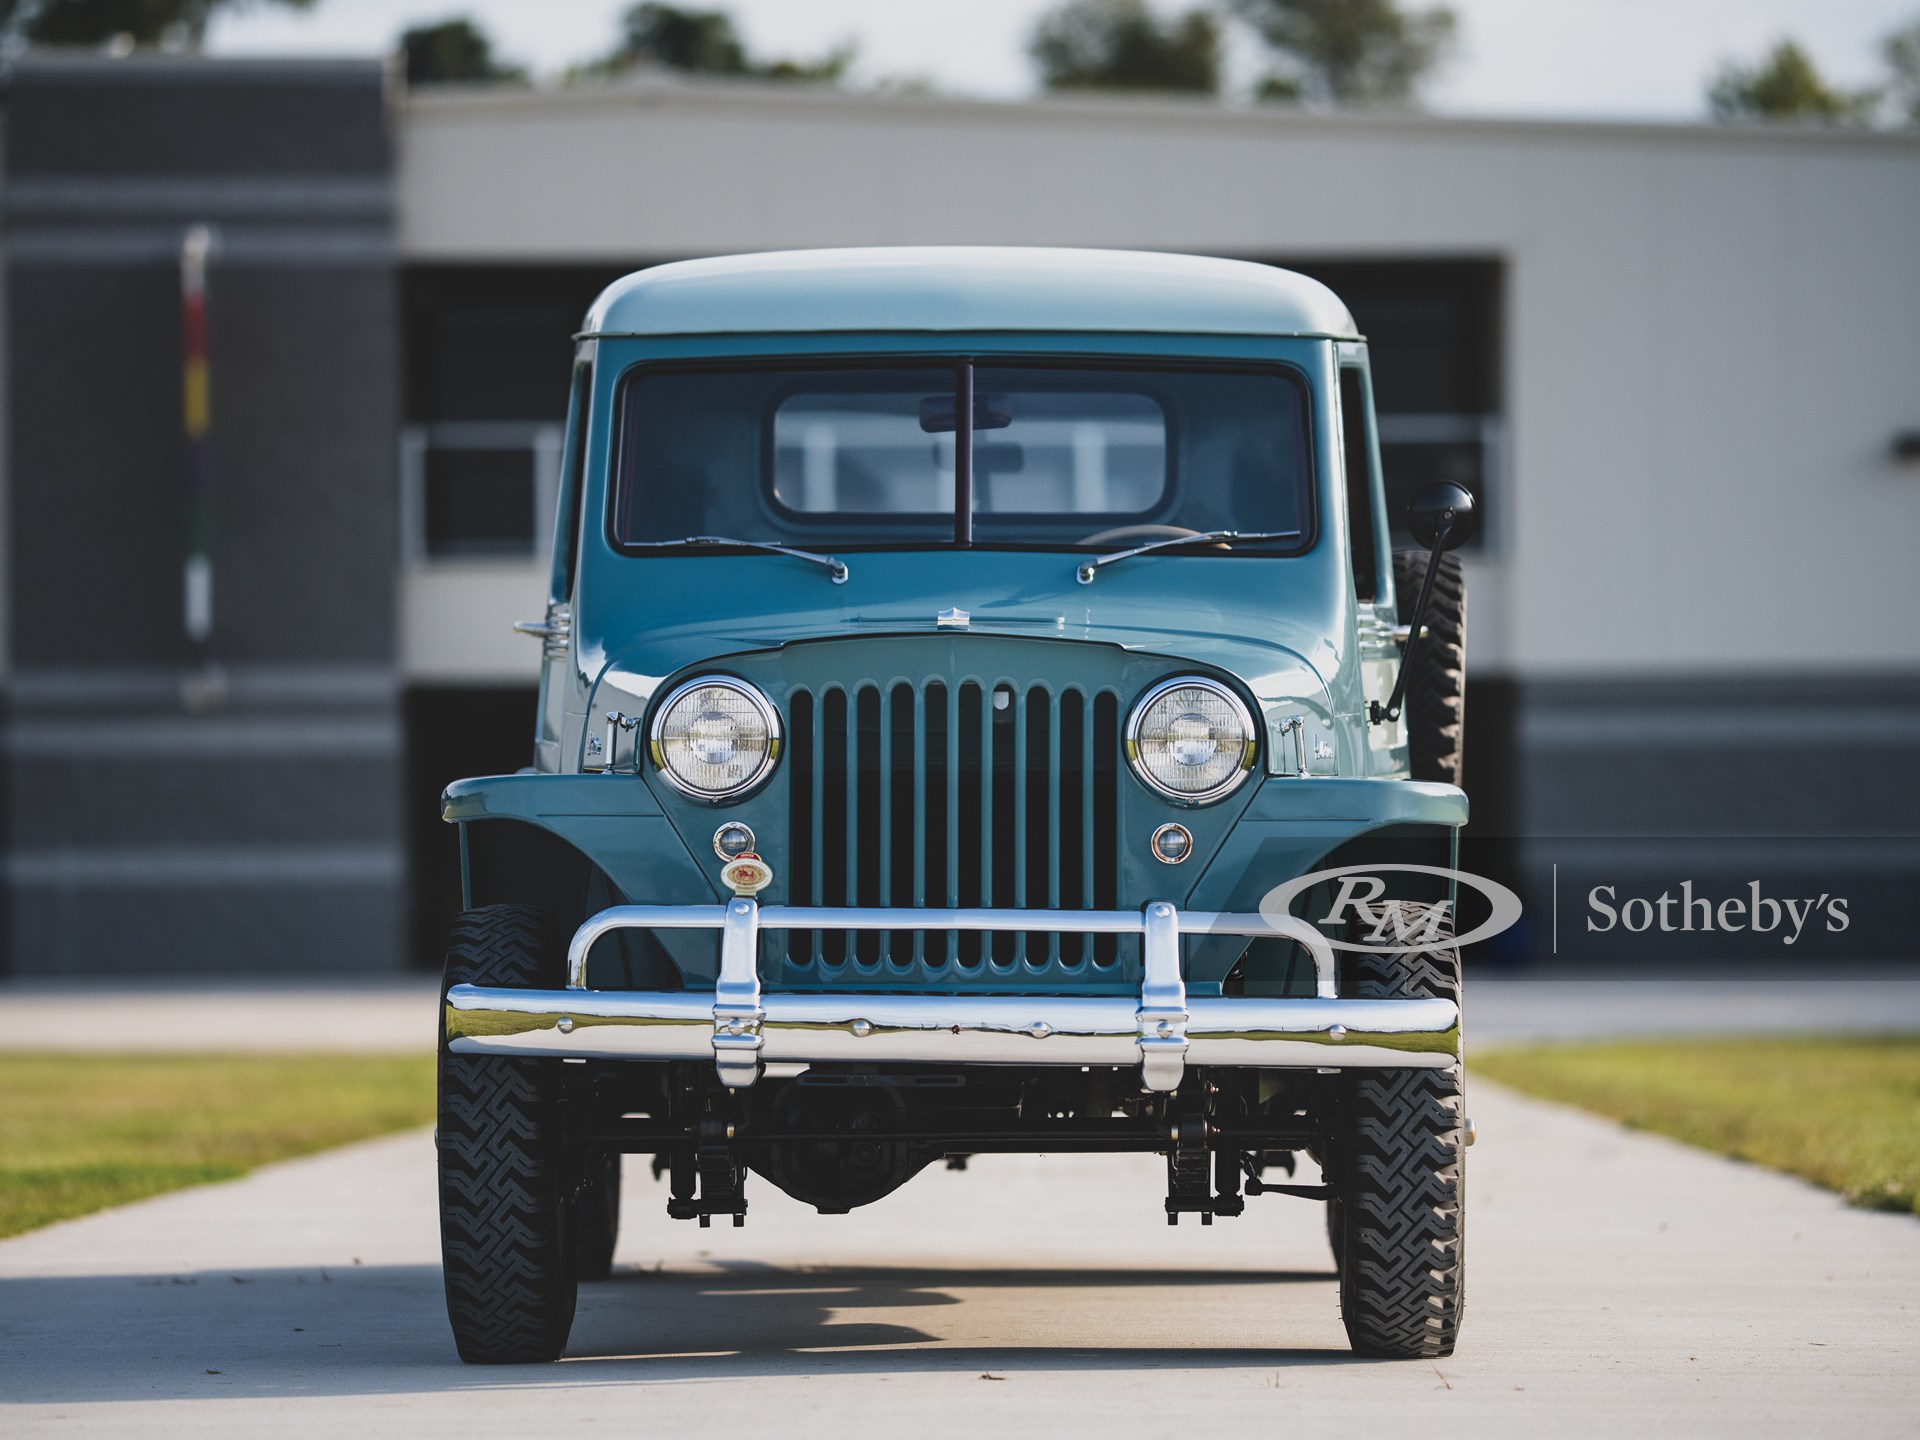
left=401, top=265, right=628, bottom=560
left=400, top=421, right=563, bottom=560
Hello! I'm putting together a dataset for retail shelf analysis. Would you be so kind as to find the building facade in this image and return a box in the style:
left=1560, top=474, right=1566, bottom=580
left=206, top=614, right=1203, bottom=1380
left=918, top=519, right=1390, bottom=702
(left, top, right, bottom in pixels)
left=2, top=57, right=405, bottom=974
left=4, top=58, right=1917, bottom=972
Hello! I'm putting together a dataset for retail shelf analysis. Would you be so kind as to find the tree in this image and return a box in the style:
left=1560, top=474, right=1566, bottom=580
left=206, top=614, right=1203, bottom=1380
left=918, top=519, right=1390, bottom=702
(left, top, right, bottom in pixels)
left=1231, top=0, right=1455, bottom=105
left=400, top=18, right=524, bottom=86
left=1707, top=39, right=1878, bottom=124
left=1883, top=17, right=1920, bottom=125
left=582, top=3, right=852, bottom=84
left=614, top=2, right=748, bottom=74
left=0, top=0, right=310, bottom=49
left=1030, top=0, right=1220, bottom=95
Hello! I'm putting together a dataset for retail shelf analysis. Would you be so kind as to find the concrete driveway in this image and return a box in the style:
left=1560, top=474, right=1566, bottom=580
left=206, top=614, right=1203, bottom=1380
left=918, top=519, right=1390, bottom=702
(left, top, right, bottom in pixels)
left=3, top=1076, right=1917, bottom=1437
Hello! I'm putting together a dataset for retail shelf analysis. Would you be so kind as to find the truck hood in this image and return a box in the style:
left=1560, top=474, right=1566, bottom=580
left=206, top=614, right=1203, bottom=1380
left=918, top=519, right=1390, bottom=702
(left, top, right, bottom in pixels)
left=575, top=549, right=1353, bottom=773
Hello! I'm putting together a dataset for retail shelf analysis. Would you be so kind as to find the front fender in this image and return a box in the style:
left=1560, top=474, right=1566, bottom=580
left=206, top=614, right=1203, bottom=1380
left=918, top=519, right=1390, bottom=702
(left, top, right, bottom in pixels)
left=444, top=773, right=726, bottom=903
left=444, top=773, right=724, bottom=983
left=1182, top=777, right=1468, bottom=992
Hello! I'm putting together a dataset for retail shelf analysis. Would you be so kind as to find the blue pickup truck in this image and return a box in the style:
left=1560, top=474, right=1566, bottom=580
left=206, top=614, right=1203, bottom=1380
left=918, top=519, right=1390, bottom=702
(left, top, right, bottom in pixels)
left=436, top=247, right=1476, bottom=1363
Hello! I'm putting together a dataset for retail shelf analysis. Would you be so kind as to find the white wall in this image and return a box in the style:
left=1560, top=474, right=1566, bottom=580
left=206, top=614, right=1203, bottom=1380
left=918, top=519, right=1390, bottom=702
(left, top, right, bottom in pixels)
left=398, top=84, right=1920, bottom=683
left=401, top=562, right=549, bottom=684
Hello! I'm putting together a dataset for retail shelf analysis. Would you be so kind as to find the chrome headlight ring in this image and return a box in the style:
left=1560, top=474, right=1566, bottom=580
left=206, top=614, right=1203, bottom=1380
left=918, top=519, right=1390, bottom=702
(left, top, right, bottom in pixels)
left=648, top=676, right=782, bottom=802
left=1124, top=675, right=1258, bottom=805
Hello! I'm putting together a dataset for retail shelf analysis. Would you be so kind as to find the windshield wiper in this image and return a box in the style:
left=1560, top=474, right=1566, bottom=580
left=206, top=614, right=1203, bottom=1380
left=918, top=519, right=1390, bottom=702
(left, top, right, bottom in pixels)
left=1075, top=529, right=1302, bottom=585
left=633, top=535, right=849, bottom=584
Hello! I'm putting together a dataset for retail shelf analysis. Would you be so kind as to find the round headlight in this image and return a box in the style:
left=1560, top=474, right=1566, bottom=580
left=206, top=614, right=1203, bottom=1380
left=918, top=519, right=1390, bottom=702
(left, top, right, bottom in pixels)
left=1126, top=677, right=1257, bottom=803
left=649, top=677, right=781, bottom=801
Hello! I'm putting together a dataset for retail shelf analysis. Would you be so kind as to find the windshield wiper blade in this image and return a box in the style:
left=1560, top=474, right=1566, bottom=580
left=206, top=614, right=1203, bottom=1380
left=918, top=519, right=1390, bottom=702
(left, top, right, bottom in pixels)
left=1075, top=529, right=1302, bottom=585
left=635, top=535, right=849, bottom=584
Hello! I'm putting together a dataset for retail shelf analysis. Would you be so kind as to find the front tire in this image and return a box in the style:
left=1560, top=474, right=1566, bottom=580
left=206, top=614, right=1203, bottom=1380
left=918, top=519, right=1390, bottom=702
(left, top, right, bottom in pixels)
left=1333, top=902, right=1466, bottom=1358
left=437, top=905, right=579, bottom=1364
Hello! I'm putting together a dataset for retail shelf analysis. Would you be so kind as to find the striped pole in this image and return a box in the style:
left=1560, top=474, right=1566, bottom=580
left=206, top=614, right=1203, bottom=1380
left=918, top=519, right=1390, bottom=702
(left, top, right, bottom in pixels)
left=181, top=224, right=214, bottom=647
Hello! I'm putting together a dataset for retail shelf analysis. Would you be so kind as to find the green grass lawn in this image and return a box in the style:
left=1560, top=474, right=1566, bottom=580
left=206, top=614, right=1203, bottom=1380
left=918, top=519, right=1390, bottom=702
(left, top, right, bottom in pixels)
left=0, top=1053, right=435, bottom=1239
left=1477, top=1036, right=1920, bottom=1216
left=7, top=1041, right=1913, bottom=1241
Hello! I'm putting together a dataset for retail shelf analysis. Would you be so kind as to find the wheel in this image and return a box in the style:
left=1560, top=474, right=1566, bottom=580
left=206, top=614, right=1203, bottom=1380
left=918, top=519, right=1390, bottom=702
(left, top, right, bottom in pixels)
left=437, top=905, right=579, bottom=1363
left=571, top=1152, right=622, bottom=1281
left=1391, top=549, right=1466, bottom=786
left=1332, top=901, right=1466, bottom=1358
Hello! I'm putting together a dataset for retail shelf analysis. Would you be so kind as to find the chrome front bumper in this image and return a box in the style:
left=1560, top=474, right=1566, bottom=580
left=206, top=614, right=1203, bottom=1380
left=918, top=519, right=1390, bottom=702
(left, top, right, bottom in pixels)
left=443, top=901, right=1461, bottom=1092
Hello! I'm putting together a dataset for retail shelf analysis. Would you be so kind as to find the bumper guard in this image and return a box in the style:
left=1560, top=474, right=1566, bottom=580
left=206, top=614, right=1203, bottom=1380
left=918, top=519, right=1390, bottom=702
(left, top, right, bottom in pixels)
left=443, top=901, right=1460, bottom=1091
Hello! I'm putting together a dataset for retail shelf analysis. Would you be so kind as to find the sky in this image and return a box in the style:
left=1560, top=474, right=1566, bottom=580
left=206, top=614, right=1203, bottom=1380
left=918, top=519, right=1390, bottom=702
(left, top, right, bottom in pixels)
left=206, top=0, right=1920, bottom=121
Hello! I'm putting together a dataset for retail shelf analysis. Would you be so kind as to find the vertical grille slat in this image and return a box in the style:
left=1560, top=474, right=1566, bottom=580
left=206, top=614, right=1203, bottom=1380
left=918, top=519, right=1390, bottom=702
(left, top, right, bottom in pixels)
left=822, top=687, right=848, bottom=965
left=1081, top=696, right=1097, bottom=909
left=955, top=682, right=982, bottom=967
left=877, top=687, right=892, bottom=900
left=1013, top=685, right=1030, bottom=963
left=945, top=680, right=961, bottom=965
left=785, top=671, right=1124, bottom=986
left=911, top=684, right=927, bottom=965
left=888, top=684, right=915, bottom=966
left=809, top=688, right=827, bottom=963
left=1093, top=690, right=1122, bottom=968
left=852, top=686, right=878, bottom=965
left=980, top=687, right=994, bottom=908
left=843, top=686, right=857, bottom=967
left=842, top=687, right=858, bottom=913
left=1060, top=688, right=1086, bottom=965
left=788, top=689, right=816, bottom=971
left=1046, top=691, right=1063, bottom=966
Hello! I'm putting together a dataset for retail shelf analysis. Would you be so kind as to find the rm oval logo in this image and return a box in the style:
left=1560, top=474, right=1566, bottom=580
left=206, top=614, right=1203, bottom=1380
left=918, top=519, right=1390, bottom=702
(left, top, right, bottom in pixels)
left=1259, top=862, right=1524, bottom=954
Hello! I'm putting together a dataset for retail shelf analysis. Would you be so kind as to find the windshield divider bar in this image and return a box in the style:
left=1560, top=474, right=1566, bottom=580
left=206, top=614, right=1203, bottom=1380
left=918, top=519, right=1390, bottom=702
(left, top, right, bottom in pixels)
left=954, top=359, right=973, bottom=548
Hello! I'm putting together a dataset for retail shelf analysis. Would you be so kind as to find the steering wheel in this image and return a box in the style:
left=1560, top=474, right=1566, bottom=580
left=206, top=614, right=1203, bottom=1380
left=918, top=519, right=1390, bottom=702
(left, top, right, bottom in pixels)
left=1079, top=523, right=1206, bottom=546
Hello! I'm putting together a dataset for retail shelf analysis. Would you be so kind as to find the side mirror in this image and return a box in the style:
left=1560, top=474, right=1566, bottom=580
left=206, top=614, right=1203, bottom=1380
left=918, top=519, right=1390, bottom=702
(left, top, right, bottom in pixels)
left=1372, top=482, right=1478, bottom=728
left=1406, top=482, right=1476, bottom=551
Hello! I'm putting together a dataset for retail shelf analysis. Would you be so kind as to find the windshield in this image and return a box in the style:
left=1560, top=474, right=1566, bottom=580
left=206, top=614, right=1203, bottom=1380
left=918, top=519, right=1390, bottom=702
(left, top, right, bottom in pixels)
left=612, top=360, right=1313, bottom=552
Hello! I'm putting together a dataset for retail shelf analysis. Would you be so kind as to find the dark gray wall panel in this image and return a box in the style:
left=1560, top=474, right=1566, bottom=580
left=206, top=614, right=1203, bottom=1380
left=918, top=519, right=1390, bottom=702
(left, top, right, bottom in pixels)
left=7, top=262, right=188, bottom=665
left=203, top=264, right=398, bottom=663
left=5, top=258, right=398, bottom=667
left=9, top=751, right=402, bottom=847
left=1505, top=675, right=1920, bottom=963
left=2, top=57, right=405, bottom=975
left=5, top=58, right=392, bottom=178
left=11, top=882, right=404, bottom=976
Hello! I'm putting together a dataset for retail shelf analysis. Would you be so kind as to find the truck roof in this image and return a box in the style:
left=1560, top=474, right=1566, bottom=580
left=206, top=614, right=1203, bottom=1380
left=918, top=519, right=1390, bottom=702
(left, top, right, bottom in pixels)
left=580, top=247, right=1360, bottom=341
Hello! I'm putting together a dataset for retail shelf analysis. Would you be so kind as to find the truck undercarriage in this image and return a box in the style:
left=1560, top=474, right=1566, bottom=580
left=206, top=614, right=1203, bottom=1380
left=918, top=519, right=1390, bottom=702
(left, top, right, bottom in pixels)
left=562, top=1058, right=1342, bottom=1225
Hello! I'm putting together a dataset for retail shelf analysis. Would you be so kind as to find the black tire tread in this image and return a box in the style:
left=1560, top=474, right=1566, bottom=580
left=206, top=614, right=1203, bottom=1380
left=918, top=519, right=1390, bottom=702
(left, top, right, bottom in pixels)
left=1336, top=901, right=1466, bottom=1359
left=438, top=905, right=578, bottom=1364
left=1391, top=549, right=1467, bottom=787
